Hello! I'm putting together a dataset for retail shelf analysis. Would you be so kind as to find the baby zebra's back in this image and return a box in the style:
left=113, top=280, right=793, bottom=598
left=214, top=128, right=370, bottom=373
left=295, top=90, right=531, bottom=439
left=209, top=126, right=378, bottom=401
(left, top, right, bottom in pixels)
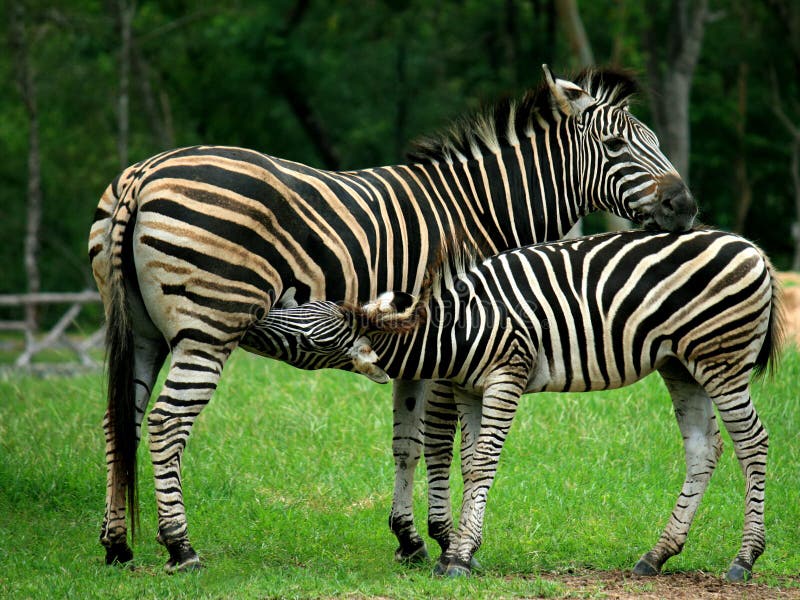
left=264, top=228, right=784, bottom=582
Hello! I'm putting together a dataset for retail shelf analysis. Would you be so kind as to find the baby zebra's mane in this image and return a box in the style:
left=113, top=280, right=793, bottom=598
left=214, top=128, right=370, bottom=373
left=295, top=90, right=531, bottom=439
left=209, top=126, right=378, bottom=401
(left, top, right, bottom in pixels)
left=356, top=234, right=486, bottom=335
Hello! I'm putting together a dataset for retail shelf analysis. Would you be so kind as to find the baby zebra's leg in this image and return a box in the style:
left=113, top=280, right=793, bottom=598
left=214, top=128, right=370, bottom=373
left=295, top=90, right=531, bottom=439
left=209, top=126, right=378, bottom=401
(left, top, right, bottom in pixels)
left=434, top=385, right=484, bottom=576
left=634, top=361, right=722, bottom=576
left=423, top=380, right=459, bottom=558
left=711, top=385, right=769, bottom=582
left=439, top=374, right=526, bottom=577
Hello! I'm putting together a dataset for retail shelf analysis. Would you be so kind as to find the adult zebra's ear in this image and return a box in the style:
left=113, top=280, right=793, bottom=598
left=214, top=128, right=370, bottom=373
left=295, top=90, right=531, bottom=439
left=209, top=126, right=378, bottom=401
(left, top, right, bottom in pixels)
left=542, top=64, right=596, bottom=118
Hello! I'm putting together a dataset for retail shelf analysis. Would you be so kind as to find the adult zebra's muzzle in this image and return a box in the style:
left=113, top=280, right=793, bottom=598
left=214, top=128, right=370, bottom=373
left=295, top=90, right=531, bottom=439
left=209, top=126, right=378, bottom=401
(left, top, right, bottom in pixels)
left=651, top=173, right=697, bottom=232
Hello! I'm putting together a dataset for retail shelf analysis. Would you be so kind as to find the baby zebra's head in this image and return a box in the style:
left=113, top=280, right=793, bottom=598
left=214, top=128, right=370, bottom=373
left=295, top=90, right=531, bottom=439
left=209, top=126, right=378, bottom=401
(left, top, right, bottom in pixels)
left=246, top=301, right=391, bottom=383
left=244, top=292, right=424, bottom=382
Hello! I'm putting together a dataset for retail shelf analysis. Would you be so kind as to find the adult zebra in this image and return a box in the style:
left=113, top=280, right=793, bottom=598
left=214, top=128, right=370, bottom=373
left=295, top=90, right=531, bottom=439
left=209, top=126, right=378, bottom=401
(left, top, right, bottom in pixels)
left=264, top=228, right=784, bottom=582
left=88, top=66, right=696, bottom=571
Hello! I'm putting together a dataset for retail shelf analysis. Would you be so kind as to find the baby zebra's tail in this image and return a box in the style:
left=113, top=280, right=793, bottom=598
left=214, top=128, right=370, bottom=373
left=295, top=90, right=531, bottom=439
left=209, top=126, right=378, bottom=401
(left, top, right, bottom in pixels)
left=357, top=291, right=426, bottom=333
left=753, top=252, right=786, bottom=378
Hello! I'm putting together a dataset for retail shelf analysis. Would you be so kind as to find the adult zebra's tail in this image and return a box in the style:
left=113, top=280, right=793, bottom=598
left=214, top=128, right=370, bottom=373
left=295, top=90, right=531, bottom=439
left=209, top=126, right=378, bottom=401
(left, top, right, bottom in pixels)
left=753, top=255, right=786, bottom=378
left=104, top=177, right=141, bottom=542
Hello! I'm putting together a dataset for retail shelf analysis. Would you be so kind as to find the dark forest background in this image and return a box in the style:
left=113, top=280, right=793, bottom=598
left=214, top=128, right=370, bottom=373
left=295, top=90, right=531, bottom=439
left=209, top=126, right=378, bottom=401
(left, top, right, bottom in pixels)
left=3, top=0, right=799, bottom=307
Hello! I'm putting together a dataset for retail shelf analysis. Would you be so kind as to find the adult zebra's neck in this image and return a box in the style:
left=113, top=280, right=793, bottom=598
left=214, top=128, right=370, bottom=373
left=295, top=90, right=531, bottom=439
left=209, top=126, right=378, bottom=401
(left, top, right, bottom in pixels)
left=322, top=117, right=583, bottom=302
left=404, top=121, right=584, bottom=255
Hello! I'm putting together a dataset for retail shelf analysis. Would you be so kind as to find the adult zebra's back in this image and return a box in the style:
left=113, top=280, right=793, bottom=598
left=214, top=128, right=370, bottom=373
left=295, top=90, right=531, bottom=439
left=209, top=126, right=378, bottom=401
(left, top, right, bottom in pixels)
left=89, top=66, right=696, bottom=571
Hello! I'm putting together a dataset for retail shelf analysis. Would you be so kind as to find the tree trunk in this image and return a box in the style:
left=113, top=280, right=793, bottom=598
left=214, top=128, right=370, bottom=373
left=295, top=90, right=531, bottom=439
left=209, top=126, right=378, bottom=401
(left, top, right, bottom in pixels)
left=771, top=70, right=800, bottom=270
left=644, top=0, right=708, bottom=185
left=117, top=0, right=133, bottom=168
left=275, top=0, right=340, bottom=170
left=609, top=0, right=629, bottom=67
left=394, top=37, right=408, bottom=161
left=733, top=62, right=752, bottom=234
left=276, top=71, right=342, bottom=170
left=503, top=0, right=520, bottom=85
left=556, top=0, right=632, bottom=234
left=130, top=46, right=175, bottom=149
left=766, top=0, right=800, bottom=270
left=791, top=140, right=800, bottom=271
left=9, top=3, right=43, bottom=338
left=554, top=0, right=594, bottom=66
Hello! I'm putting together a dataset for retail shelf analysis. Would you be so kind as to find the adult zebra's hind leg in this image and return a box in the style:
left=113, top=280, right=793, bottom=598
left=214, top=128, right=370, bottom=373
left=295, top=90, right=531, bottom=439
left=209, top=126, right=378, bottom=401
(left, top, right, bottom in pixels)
left=148, top=338, right=233, bottom=573
left=389, top=379, right=429, bottom=563
left=633, top=361, right=723, bottom=576
left=101, top=329, right=168, bottom=566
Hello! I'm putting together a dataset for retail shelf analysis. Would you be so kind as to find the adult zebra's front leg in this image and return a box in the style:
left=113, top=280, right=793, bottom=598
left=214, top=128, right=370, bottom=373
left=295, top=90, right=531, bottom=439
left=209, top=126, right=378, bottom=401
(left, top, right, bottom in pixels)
left=389, top=379, right=429, bottom=563
left=148, top=337, right=234, bottom=573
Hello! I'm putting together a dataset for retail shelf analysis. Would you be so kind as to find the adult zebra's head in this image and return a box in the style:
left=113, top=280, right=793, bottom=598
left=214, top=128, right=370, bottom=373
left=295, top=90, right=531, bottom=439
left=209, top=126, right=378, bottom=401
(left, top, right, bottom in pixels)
left=243, top=302, right=390, bottom=383
left=543, top=65, right=696, bottom=232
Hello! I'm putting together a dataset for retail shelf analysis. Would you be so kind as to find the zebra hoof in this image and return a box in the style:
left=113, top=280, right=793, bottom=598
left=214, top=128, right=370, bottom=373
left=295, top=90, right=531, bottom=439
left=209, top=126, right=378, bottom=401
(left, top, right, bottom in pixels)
left=164, top=541, right=202, bottom=574
left=469, top=556, right=483, bottom=572
left=432, top=559, right=448, bottom=577
left=725, top=559, right=753, bottom=583
left=445, top=560, right=471, bottom=578
left=394, top=542, right=430, bottom=565
left=165, top=554, right=202, bottom=574
left=632, top=557, right=661, bottom=576
left=104, top=542, right=134, bottom=567
left=433, top=555, right=480, bottom=576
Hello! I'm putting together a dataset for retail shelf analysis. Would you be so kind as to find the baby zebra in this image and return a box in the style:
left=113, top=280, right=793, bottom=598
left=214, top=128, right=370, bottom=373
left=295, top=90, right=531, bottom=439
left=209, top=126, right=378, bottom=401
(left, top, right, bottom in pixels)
left=257, top=228, right=784, bottom=582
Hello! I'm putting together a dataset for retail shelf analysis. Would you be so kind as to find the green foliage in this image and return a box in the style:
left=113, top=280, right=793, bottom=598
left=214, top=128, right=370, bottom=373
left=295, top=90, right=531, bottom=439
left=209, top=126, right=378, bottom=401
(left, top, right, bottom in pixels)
left=689, top=0, right=797, bottom=260
left=1, top=0, right=798, bottom=299
left=1, top=347, right=798, bottom=597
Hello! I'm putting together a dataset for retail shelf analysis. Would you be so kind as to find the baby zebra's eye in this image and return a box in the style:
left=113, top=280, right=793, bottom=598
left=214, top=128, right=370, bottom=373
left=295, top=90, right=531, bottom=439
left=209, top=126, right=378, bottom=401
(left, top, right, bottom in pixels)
left=603, top=137, right=627, bottom=153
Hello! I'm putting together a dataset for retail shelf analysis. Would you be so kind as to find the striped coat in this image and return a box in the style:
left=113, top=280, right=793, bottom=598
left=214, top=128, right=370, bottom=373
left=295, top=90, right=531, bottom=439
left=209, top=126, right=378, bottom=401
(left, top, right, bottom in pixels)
left=265, top=228, right=783, bottom=581
left=89, top=66, right=696, bottom=571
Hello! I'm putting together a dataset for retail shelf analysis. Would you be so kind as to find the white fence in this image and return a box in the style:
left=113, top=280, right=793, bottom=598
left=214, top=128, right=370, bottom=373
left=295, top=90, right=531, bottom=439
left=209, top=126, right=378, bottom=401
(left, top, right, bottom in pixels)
left=0, top=290, right=104, bottom=368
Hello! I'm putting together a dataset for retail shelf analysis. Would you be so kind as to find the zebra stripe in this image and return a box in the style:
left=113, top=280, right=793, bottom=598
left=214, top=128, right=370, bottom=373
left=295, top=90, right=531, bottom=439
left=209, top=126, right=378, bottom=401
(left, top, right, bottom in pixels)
left=366, top=229, right=780, bottom=580
left=89, top=66, right=696, bottom=570
left=266, top=228, right=782, bottom=581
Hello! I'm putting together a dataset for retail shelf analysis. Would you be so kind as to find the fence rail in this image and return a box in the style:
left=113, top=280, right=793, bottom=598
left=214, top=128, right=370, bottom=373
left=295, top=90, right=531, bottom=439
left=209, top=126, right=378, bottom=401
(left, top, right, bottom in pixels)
left=0, top=290, right=103, bottom=368
left=0, top=290, right=102, bottom=306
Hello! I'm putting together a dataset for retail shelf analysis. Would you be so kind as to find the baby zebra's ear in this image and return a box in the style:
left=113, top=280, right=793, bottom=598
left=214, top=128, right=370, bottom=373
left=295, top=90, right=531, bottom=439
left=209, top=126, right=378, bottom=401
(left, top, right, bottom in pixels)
left=348, top=336, right=389, bottom=384
left=360, top=291, right=421, bottom=332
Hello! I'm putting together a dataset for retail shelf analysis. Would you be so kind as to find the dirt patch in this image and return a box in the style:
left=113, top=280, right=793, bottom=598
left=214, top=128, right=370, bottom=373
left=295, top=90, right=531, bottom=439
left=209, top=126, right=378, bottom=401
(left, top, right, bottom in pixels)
left=779, top=272, right=800, bottom=348
left=538, top=569, right=800, bottom=599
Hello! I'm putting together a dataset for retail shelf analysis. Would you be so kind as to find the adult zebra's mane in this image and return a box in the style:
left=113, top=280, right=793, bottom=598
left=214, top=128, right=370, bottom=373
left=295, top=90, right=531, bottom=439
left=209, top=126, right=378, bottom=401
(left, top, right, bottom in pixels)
left=406, top=67, right=640, bottom=165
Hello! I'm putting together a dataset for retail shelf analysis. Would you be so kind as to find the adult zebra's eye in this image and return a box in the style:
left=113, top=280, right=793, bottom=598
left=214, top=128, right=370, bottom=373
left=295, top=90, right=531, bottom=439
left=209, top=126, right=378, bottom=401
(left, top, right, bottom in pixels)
left=603, top=137, right=626, bottom=153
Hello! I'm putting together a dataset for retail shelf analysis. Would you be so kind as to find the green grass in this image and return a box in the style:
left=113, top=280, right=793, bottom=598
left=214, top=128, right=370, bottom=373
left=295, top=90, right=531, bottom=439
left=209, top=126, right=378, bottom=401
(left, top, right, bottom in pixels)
left=1, top=347, right=799, bottom=599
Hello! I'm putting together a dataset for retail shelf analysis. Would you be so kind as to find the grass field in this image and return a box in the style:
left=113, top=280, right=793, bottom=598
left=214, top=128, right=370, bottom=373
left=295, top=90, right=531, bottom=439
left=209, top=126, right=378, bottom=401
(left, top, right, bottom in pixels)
left=1, top=346, right=798, bottom=599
